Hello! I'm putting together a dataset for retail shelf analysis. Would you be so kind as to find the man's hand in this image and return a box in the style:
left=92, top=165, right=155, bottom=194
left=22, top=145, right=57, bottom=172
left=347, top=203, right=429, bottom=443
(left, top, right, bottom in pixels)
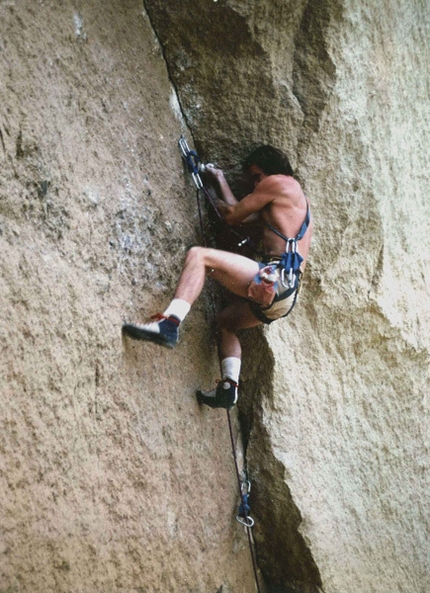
left=203, top=165, right=239, bottom=211
left=203, top=164, right=225, bottom=183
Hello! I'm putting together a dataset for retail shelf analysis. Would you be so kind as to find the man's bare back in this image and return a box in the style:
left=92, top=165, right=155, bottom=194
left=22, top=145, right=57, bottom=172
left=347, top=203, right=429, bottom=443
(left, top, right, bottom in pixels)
left=253, top=174, right=313, bottom=267
left=206, top=165, right=312, bottom=270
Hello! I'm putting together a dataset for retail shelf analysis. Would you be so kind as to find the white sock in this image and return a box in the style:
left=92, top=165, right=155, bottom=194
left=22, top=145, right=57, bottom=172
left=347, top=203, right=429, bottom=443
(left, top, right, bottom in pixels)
left=221, top=357, right=241, bottom=384
left=163, top=298, right=191, bottom=323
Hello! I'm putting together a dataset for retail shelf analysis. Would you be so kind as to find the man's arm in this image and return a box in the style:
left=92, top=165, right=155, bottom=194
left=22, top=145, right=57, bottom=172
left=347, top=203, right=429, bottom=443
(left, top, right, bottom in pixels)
left=205, top=166, right=274, bottom=226
left=204, top=166, right=239, bottom=206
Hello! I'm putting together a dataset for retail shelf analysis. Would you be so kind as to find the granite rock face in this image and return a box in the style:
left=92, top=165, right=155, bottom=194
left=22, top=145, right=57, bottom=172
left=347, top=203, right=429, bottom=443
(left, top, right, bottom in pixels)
left=145, top=1, right=430, bottom=592
left=0, top=2, right=255, bottom=592
left=1, top=1, right=429, bottom=593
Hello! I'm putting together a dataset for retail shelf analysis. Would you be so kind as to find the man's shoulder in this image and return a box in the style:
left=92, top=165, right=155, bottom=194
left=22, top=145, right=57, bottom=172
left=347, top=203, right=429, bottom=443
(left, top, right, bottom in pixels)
left=260, top=174, right=301, bottom=194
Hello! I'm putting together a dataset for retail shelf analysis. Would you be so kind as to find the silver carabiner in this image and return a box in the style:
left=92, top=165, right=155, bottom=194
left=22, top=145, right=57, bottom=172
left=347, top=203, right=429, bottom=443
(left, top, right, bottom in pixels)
left=192, top=172, right=203, bottom=189
left=236, top=515, right=255, bottom=528
left=286, top=238, right=297, bottom=253
left=178, top=135, right=190, bottom=158
left=242, top=480, right=251, bottom=495
left=280, top=267, right=289, bottom=288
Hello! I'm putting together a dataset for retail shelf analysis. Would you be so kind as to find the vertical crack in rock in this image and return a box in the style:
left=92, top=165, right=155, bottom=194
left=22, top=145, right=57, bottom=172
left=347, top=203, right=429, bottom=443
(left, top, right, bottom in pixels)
left=142, top=1, right=193, bottom=138
left=0, top=127, right=6, bottom=153
left=141, top=1, right=324, bottom=590
left=143, top=0, right=272, bottom=163
left=240, top=331, right=322, bottom=592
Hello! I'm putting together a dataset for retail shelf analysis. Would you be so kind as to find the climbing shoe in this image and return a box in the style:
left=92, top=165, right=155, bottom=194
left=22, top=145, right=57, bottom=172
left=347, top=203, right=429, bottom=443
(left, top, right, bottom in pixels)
left=196, top=379, right=238, bottom=410
left=122, top=314, right=179, bottom=348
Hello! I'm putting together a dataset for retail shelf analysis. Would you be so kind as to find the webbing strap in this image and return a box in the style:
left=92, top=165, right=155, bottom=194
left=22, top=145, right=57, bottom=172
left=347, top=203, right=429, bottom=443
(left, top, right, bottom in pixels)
left=266, top=199, right=310, bottom=242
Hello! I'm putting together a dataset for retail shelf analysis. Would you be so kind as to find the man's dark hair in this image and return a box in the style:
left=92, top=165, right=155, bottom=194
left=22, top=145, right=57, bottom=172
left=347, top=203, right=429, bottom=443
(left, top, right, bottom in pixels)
left=243, top=145, right=294, bottom=177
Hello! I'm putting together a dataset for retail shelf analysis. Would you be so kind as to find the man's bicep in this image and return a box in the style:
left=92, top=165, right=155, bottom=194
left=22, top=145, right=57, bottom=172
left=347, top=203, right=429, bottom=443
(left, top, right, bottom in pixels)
left=229, top=191, right=272, bottom=224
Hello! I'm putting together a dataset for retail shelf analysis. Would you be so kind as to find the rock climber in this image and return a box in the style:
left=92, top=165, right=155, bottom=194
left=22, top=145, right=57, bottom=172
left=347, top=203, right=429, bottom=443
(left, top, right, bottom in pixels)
left=122, top=145, right=313, bottom=409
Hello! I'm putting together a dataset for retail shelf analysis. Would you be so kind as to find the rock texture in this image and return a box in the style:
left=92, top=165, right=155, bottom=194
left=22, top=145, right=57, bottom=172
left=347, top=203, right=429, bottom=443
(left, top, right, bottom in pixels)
left=1, top=1, right=429, bottom=593
left=144, top=1, right=430, bottom=592
left=0, top=2, right=256, bottom=592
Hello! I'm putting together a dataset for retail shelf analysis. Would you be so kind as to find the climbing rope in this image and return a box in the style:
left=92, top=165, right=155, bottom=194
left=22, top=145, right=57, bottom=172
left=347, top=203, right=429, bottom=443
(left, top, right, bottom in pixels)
left=226, top=411, right=261, bottom=592
left=179, top=136, right=263, bottom=593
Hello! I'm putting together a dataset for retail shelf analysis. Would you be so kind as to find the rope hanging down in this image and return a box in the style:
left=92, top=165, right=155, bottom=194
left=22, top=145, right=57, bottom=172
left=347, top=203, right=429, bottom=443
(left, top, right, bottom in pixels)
left=179, top=136, right=262, bottom=593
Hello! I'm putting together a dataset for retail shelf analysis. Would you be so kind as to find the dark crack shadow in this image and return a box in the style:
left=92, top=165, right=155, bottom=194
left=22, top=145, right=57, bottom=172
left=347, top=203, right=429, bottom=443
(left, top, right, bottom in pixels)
left=239, top=329, right=322, bottom=592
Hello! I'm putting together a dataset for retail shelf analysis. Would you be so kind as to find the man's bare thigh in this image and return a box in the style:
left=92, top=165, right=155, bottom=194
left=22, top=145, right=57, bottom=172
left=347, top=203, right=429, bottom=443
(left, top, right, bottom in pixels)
left=202, top=248, right=259, bottom=298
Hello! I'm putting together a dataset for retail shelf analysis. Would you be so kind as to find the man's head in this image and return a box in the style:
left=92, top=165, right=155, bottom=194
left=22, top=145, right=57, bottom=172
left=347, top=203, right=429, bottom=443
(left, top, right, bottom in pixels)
left=243, top=145, right=294, bottom=178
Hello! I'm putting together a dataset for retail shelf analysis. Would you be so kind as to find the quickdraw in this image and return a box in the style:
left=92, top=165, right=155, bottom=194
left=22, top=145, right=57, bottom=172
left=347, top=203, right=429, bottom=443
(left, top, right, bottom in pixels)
left=178, top=135, right=204, bottom=190
left=236, top=476, right=255, bottom=528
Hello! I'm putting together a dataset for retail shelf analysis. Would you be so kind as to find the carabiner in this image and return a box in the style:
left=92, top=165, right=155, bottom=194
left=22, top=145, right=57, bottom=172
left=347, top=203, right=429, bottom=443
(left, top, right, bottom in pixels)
left=236, top=515, right=255, bottom=528
left=236, top=478, right=254, bottom=527
left=286, top=238, right=297, bottom=253
left=178, top=135, right=191, bottom=159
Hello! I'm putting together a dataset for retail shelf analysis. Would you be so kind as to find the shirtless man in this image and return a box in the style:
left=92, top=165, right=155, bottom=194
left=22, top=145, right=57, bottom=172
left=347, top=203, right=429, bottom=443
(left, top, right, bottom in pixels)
left=122, top=146, right=312, bottom=409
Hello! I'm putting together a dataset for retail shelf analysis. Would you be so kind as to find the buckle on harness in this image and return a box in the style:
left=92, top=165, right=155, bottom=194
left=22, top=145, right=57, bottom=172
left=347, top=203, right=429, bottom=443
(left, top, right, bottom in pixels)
left=280, top=238, right=298, bottom=289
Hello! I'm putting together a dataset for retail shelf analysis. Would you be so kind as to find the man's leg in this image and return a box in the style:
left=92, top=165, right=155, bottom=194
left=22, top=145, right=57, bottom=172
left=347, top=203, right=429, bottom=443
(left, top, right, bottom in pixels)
left=216, top=299, right=263, bottom=358
left=122, top=246, right=260, bottom=347
left=197, top=300, right=262, bottom=409
left=173, top=246, right=259, bottom=302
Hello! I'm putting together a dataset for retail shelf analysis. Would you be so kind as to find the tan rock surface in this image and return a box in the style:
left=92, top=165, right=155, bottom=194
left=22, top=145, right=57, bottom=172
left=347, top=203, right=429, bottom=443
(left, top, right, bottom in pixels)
left=0, top=2, right=256, bottom=592
left=1, top=1, right=429, bottom=593
left=145, top=0, right=430, bottom=592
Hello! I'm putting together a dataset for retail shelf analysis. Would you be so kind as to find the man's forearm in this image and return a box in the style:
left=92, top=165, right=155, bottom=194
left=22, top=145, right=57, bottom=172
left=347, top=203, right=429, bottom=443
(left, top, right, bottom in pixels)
left=204, top=165, right=262, bottom=227
left=213, top=194, right=259, bottom=226
left=213, top=196, right=234, bottom=219
left=206, top=167, right=257, bottom=225
left=216, top=173, right=239, bottom=206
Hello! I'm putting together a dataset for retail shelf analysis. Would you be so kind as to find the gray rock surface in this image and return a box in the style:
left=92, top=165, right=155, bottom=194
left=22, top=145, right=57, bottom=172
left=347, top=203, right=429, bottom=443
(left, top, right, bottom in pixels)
left=145, top=1, right=430, bottom=591
left=0, top=2, right=255, bottom=592
left=1, top=1, right=429, bottom=592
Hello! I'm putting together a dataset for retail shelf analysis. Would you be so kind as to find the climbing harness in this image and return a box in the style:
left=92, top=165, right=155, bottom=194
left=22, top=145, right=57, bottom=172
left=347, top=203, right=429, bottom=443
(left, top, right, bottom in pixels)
left=179, top=136, right=262, bottom=593
left=266, top=201, right=311, bottom=289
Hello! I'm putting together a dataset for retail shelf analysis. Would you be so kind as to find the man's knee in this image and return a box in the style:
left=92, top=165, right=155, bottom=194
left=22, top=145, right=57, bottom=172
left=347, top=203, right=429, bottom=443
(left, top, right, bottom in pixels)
left=186, top=245, right=220, bottom=269
left=186, top=245, right=206, bottom=263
